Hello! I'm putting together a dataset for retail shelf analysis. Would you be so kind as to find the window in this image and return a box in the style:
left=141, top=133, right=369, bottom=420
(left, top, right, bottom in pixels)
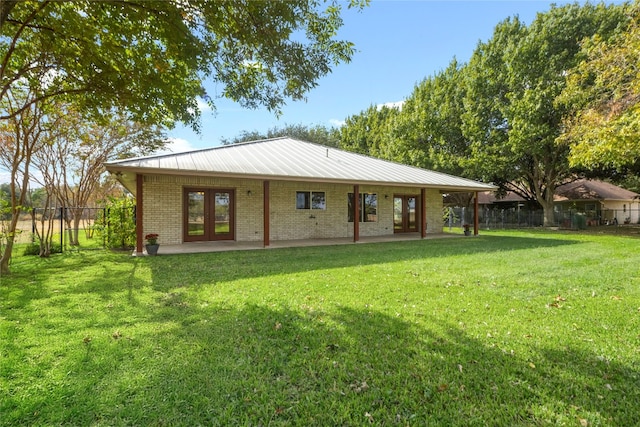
left=348, top=193, right=377, bottom=222
left=296, top=191, right=326, bottom=210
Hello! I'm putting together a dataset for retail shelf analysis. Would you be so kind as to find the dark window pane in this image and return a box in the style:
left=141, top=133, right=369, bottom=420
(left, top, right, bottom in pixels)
left=364, top=193, right=377, bottom=222
left=347, top=193, right=355, bottom=222
left=296, top=191, right=310, bottom=209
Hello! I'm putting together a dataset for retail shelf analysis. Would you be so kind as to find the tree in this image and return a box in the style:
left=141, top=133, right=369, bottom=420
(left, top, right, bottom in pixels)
left=1, top=1, right=366, bottom=274
left=387, top=61, right=479, bottom=214
left=1, top=1, right=366, bottom=128
left=391, top=59, right=470, bottom=176
left=559, top=2, right=640, bottom=171
left=0, top=88, right=46, bottom=274
left=462, top=3, right=626, bottom=226
left=339, top=104, right=400, bottom=157
left=34, top=107, right=166, bottom=246
left=221, top=123, right=340, bottom=147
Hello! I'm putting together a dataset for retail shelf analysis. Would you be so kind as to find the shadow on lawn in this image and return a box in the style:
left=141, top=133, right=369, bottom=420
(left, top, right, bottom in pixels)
left=5, top=301, right=637, bottom=425
left=145, top=234, right=580, bottom=285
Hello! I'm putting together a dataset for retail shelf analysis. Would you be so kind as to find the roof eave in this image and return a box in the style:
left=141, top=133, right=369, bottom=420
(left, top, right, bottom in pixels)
left=104, top=165, right=497, bottom=193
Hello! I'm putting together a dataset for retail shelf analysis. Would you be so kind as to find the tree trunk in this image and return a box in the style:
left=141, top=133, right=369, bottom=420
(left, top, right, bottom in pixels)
left=0, top=233, right=16, bottom=275
left=0, top=207, right=22, bottom=275
left=1, top=247, right=11, bottom=275
left=65, top=216, right=79, bottom=246
left=539, top=195, right=556, bottom=227
left=72, top=212, right=83, bottom=245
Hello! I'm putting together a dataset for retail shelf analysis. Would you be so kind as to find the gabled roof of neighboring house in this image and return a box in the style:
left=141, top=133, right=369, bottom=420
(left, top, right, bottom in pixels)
left=105, top=137, right=496, bottom=195
left=477, top=179, right=639, bottom=205
left=554, top=179, right=639, bottom=202
left=477, top=191, right=527, bottom=204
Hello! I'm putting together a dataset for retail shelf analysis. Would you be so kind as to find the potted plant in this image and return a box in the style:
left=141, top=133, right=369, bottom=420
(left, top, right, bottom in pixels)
left=463, top=224, right=471, bottom=236
left=145, top=233, right=159, bottom=255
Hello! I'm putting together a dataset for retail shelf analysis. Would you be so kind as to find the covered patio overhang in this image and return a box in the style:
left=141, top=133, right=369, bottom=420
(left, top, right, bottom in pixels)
left=119, top=172, right=489, bottom=255
left=105, top=138, right=497, bottom=255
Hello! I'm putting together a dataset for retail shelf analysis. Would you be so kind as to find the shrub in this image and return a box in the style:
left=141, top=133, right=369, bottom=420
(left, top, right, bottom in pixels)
left=23, top=243, right=62, bottom=256
left=95, top=196, right=136, bottom=249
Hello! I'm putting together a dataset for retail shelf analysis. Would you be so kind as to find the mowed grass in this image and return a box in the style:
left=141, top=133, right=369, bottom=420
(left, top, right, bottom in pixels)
left=1, top=230, right=639, bottom=426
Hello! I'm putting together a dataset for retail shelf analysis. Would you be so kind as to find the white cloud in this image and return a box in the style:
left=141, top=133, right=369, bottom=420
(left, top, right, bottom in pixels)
left=329, top=118, right=345, bottom=127
left=156, top=137, right=195, bottom=155
left=197, top=97, right=212, bottom=112
left=186, top=97, right=213, bottom=116
left=376, top=100, right=404, bottom=111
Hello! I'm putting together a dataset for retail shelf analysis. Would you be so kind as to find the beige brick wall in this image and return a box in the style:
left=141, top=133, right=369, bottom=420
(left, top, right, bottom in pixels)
left=425, top=188, right=444, bottom=234
left=141, top=174, right=443, bottom=245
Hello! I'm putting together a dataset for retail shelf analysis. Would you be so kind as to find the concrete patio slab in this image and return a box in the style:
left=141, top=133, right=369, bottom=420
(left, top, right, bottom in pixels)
left=144, top=233, right=461, bottom=256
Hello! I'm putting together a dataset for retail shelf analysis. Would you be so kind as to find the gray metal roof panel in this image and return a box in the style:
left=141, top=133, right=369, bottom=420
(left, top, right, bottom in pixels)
left=106, top=137, right=495, bottom=190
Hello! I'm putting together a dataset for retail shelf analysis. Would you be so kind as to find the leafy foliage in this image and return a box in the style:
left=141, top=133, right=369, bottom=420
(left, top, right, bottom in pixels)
left=22, top=242, right=61, bottom=256
left=559, top=3, right=640, bottom=171
left=391, top=60, right=469, bottom=175
left=462, top=3, right=626, bottom=225
left=339, top=104, right=400, bottom=157
left=338, top=3, right=630, bottom=227
left=221, top=123, right=340, bottom=147
left=95, top=196, right=136, bottom=250
left=1, top=1, right=367, bottom=129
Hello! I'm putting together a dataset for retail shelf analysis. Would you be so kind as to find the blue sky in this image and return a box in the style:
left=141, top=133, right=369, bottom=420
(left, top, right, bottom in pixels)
left=166, top=0, right=594, bottom=152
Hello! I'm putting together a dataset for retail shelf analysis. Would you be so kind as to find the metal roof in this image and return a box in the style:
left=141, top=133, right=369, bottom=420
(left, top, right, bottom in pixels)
left=105, top=137, right=496, bottom=194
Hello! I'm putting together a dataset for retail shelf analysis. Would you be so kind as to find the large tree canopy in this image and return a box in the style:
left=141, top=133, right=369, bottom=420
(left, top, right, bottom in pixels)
left=559, top=2, right=640, bottom=171
left=462, top=3, right=627, bottom=225
left=338, top=3, right=629, bottom=227
left=1, top=0, right=366, bottom=129
left=339, top=104, right=400, bottom=158
left=390, top=59, right=470, bottom=176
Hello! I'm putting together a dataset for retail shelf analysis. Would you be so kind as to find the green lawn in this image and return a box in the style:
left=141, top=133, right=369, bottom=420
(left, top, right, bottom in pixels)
left=1, top=230, right=639, bottom=426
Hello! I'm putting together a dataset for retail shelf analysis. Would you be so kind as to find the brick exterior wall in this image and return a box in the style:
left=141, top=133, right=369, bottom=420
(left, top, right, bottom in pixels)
left=142, top=174, right=443, bottom=245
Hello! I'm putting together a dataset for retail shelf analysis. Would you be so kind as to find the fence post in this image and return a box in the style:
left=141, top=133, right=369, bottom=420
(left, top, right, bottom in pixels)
left=103, top=207, right=107, bottom=248
left=60, top=207, right=64, bottom=250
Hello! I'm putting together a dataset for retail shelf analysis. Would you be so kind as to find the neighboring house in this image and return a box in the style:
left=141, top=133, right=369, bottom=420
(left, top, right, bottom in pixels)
left=554, top=179, right=640, bottom=225
left=105, top=137, right=495, bottom=254
left=477, top=179, right=640, bottom=226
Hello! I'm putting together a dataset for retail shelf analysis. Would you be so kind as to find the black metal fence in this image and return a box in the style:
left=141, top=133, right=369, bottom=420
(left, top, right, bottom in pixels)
left=8, top=206, right=136, bottom=251
left=446, top=206, right=640, bottom=230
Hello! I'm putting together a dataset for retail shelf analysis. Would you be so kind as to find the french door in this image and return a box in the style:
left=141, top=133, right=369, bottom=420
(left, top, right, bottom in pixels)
left=394, top=195, right=418, bottom=233
left=184, top=188, right=235, bottom=241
